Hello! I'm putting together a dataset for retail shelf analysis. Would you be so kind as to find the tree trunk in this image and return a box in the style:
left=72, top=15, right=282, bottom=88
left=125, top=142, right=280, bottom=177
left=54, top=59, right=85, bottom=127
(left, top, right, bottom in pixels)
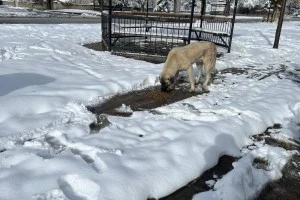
left=97, top=0, right=104, bottom=11
left=174, top=0, right=181, bottom=12
left=273, top=0, right=287, bottom=48
left=224, top=0, right=231, bottom=16
left=47, top=0, right=54, bottom=10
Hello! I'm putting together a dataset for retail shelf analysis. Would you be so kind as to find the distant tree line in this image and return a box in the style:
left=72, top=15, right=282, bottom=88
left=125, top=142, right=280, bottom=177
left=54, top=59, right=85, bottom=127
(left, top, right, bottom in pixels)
left=39, top=0, right=299, bottom=17
left=93, top=0, right=201, bottom=13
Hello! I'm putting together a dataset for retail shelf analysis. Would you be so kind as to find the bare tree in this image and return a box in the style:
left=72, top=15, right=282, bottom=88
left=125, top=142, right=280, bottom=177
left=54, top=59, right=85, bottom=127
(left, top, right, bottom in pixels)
left=273, top=0, right=287, bottom=48
left=154, top=0, right=172, bottom=12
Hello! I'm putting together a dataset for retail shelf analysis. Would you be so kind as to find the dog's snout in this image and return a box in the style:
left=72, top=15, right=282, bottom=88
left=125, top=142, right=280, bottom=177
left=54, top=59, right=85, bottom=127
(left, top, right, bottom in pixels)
left=161, top=82, right=174, bottom=92
left=161, top=84, right=168, bottom=92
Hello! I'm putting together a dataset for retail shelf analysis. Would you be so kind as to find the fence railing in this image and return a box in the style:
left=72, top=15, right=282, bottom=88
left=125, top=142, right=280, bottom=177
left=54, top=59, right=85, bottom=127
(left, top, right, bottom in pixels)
left=102, top=11, right=235, bottom=58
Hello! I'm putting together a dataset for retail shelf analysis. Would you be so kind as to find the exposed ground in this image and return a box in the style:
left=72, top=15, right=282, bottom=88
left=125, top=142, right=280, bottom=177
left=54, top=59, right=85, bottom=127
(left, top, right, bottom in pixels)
left=84, top=42, right=300, bottom=200
left=253, top=127, right=300, bottom=200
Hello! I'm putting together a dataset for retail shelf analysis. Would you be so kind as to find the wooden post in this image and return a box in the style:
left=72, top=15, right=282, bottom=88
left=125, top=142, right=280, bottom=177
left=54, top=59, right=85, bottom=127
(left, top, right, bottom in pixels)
left=228, top=0, right=238, bottom=53
left=273, top=0, right=287, bottom=48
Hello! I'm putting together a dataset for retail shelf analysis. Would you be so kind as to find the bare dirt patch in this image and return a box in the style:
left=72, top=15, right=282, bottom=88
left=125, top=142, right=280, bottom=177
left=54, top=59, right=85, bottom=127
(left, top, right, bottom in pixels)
left=87, top=85, right=204, bottom=132
left=87, top=85, right=203, bottom=117
left=255, top=154, right=300, bottom=200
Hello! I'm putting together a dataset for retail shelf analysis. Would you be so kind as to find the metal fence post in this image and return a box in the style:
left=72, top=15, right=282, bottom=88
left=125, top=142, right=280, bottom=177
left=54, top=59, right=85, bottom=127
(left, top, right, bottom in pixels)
left=188, top=0, right=196, bottom=44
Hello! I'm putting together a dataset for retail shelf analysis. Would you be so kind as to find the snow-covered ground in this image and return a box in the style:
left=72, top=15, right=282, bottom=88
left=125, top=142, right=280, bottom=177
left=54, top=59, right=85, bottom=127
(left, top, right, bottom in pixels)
left=0, top=7, right=300, bottom=200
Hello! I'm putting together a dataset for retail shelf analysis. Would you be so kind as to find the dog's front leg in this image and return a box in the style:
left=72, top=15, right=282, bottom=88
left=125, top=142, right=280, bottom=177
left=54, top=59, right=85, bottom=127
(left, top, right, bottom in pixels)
left=173, top=70, right=179, bottom=86
left=187, top=66, right=195, bottom=92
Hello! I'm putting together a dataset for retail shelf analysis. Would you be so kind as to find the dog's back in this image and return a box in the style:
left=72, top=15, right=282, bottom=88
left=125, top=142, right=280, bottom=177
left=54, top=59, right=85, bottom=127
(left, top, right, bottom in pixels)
left=167, top=41, right=216, bottom=71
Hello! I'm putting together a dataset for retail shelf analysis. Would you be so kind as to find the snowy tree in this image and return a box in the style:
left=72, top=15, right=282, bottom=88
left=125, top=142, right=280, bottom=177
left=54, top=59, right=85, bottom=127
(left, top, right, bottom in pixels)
left=288, top=0, right=300, bottom=15
left=130, top=0, right=147, bottom=11
left=96, top=0, right=129, bottom=11
left=114, top=0, right=130, bottom=6
left=238, top=0, right=268, bottom=9
left=154, top=0, right=172, bottom=12
left=181, top=0, right=202, bottom=13
left=102, top=0, right=129, bottom=7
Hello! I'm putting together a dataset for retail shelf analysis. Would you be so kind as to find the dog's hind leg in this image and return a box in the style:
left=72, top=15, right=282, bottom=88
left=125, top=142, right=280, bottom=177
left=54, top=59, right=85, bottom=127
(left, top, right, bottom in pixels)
left=202, top=58, right=216, bottom=91
left=202, top=73, right=211, bottom=91
left=187, top=65, right=195, bottom=92
left=195, top=62, right=203, bottom=84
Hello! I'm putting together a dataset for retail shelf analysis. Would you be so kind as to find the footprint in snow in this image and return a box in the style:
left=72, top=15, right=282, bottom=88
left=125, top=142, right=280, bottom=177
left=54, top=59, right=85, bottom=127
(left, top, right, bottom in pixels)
left=46, top=130, right=123, bottom=173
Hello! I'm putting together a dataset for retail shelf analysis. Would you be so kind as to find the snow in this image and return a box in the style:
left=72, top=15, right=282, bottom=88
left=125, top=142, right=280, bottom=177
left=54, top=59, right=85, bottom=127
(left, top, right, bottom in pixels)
left=0, top=5, right=40, bottom=17
left=49, top=9, right=102, bottom=17
left=193, top=145, right=296, bottom=200
left=115, top=104, right=133, bottom=113
left=0, top=5, right=101, bottom=17
left=58, top=174, right=101, bottom=200
left=0, top=7, right=300, bottom=200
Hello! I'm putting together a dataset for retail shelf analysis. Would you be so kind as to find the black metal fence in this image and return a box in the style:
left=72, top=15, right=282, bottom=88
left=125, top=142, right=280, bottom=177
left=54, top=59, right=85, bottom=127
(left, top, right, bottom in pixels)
left=102, top=8, right=237, bottom=58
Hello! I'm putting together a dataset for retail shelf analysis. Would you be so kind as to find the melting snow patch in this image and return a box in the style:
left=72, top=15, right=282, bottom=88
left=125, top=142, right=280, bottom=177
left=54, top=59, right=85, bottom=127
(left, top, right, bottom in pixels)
left=115, top=104, right=133, bottom=114
left=205, top=179, right=216, bottom=188
left=193, top=145, right=295, bottom=200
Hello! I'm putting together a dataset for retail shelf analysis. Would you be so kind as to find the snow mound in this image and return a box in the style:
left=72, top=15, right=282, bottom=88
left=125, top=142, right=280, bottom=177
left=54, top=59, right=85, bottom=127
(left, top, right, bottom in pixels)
left=58, top=174, right=100, bottom=200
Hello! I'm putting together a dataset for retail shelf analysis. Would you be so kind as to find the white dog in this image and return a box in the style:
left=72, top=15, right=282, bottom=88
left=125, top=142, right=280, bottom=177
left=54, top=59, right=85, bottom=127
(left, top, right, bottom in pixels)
left=160, top=41, right=217, bottom=92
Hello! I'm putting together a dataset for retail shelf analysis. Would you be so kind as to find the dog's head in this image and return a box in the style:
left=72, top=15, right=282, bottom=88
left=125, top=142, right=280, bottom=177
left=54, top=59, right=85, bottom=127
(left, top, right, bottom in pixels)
left=160, top=75, right=175, bottom=92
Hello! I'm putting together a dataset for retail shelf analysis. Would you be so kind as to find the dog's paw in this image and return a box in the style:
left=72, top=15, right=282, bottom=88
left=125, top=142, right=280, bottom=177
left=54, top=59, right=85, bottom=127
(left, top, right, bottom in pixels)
left=189, top=88, right=195, bottom=93
left=202, top=85, right=209, bottom=92
left=195, top=78, right=202, bottom=85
